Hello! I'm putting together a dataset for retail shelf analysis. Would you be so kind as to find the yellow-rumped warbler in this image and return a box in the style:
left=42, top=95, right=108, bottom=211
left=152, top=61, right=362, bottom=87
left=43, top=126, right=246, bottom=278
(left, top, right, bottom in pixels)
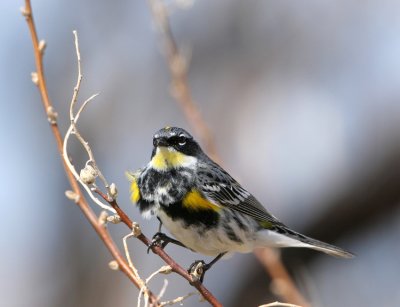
left=128, top=127, right=353, bottom=279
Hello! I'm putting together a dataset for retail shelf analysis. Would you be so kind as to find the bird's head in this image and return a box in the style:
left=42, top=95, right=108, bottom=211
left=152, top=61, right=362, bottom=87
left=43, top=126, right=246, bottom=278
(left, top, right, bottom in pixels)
left=150, top=126, right=202, bottom=170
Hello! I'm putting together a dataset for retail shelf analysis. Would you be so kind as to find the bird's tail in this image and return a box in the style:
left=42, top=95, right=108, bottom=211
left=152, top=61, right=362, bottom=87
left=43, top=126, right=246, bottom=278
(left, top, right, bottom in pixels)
left=260, top=225, right=354, bottom=258
left=296, top=233, right=354, bottom=258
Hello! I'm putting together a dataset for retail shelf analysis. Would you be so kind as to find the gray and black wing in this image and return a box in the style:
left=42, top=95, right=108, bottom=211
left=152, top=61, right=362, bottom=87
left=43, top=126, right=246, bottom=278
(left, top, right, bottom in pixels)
left=196, top=162, right=285, bottom=228
left=196, top=161, right=354, bottom=258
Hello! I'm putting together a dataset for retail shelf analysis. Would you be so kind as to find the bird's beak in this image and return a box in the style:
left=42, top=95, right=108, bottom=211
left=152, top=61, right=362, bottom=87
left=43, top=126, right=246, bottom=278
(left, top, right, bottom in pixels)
left=154, top=137, right=169, bottom=147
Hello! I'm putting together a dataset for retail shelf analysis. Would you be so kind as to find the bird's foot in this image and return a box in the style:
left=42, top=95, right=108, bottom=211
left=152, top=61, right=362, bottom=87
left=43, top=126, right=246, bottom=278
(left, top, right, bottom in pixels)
left=188, top=260, right=208, bottom=284
left=187, top=252, right=225, bottom=284
left=147, top=232, right=169, bottom=253
left=147, top=232, right=185, bottom=253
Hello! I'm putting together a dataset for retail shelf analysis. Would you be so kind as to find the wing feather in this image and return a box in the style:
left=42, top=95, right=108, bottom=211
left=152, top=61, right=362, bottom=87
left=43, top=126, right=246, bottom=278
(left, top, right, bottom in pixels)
left=197, top=163, right=285, bottom=227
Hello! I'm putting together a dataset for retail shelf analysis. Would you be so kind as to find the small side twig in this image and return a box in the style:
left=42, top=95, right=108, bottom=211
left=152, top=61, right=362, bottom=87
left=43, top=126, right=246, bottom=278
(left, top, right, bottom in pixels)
left=62, top=31, right=114, bottom=212
left=138, top=266, right=196, bottom=307
left=138, top=266, right=173, bottom=307
left=123, top=232, right=142, bottom=280
left=160, top=292, right=197, bottom=306
left=63, top=92, right=116, bottom=213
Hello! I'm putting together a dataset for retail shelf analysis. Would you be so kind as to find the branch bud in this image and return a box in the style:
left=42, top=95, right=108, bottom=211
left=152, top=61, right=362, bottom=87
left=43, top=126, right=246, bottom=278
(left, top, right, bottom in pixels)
left=38, top=40, right=47, bottom=55
left=109, top=183, right=118, bottom=199
left=159, top=265, right=172, bottom=274
left=106, top=215, right=121, bottom=224
left=65, top=190, right=80, bottom=203
left=132, top=222, right=142, bottom=237
left=20, top=6, right=30, bottom=17
left=46, top=106, right=58, bottom=124
left=80, top=164, right=98, bottom=185
left=31, top=72, right=39, bottom=85
left=98, top=211, right=109, bottom=226
left=108, top=260, right=119, bottom=271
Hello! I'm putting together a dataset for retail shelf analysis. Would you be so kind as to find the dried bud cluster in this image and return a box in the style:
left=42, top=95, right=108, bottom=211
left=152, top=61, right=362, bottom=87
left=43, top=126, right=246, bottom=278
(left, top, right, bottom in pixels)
left=132, top=222, right=142, bottom=237
left=46, top=106, right=58, bottom=124
left=159, top=265, right=172, bottom=274
left=107, top=215, right=121, bottom=224
left=80, top=164, right=98, bottom=184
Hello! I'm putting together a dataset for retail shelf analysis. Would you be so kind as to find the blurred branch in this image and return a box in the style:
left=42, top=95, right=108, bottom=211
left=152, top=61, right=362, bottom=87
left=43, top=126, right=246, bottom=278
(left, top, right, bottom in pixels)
left=254, top=249, right=310, bottom=307
left=147, top=0, right=218, bottom=161
left=146, top=0, right=310, bottom=306
left=23, top=1, right=221, bottom=306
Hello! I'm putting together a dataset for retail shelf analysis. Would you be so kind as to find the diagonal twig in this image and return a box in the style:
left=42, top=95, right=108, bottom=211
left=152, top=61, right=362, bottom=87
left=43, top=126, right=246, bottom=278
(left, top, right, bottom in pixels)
left=23, top=1, right=156, bottom=306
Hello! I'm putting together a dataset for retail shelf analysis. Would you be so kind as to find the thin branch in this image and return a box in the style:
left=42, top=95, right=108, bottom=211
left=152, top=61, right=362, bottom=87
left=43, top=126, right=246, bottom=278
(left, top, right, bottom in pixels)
left=68, top=30, right=110, bottom=195
left=23, top=1, right=158, bottom=305
left=146, top=0, right=310, bottom=306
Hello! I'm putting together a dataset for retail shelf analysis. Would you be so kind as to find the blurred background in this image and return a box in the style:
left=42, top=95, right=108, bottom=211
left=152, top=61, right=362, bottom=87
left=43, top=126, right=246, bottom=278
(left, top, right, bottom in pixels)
left=2, top=0, right=400, bottom=306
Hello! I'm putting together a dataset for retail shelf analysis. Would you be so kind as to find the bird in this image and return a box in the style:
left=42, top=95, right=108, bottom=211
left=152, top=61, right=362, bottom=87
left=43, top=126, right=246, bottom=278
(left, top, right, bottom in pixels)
left=127, top=126, right=353, bottom=281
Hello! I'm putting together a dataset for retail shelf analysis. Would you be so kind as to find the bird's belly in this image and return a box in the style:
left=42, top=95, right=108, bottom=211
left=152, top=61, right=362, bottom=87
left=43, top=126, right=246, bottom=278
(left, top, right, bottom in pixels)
left=157, top=210, right=255, bottom=256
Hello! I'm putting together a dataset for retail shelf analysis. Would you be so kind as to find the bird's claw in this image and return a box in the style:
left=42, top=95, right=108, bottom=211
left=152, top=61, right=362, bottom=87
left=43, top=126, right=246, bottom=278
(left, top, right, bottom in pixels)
left=188, top=260, right=207, bottom=283
left=147, top=232, right=169, bottom=254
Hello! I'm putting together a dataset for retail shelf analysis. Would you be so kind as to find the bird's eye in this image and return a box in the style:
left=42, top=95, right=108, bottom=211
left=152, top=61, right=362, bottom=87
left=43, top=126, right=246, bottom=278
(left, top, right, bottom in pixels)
left=178, top=135, right=186, bottom=146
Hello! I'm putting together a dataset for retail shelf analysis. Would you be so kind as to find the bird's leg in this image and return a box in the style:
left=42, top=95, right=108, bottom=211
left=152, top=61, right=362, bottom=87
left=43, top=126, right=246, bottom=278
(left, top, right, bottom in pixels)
left=157, top=216, right=162, bottom=232
left=147, top=218, right=187, bottom=253
left=188, top=252, right=226, bottom=283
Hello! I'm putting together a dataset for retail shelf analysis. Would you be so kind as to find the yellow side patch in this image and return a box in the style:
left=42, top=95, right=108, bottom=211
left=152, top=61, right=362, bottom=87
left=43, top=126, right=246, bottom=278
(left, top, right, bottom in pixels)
left=150, top=147, right=193, bottom=170
left=182, top=189, right=220, bottom=212
left=130, top=178, right=141, bottom=203
left=259, top=220, right=273, bottom=229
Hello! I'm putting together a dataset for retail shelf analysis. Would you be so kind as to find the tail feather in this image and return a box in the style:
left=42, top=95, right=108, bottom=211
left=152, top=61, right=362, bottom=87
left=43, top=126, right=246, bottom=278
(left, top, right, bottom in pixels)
left=299, top=235, right=354, bottom=259
left=270, top=225, right=355, bottom=259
